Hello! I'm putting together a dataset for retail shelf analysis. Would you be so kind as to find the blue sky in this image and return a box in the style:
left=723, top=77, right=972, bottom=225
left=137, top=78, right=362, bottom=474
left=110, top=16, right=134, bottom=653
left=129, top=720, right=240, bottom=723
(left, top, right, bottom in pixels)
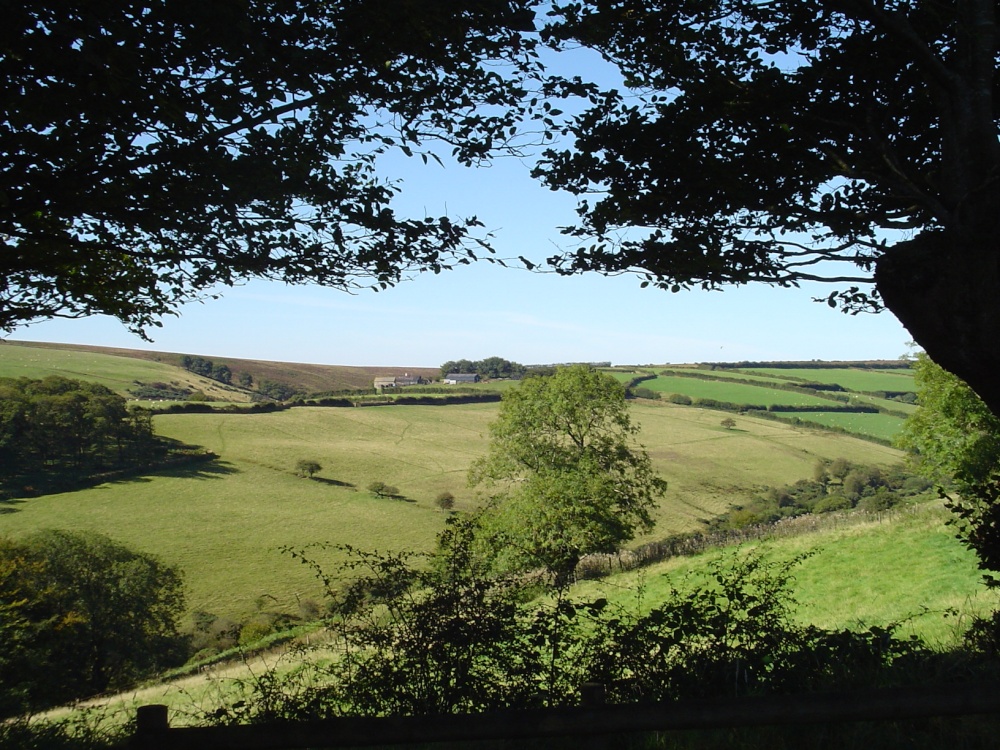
left=7, top=47, right=912, bottom=368
left=8, top=150, right=912, bottom=368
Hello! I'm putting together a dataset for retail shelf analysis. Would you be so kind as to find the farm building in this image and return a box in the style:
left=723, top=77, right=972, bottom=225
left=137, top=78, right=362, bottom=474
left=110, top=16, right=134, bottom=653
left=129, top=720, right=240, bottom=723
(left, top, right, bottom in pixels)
left=443, top=373, right=480, bottom=384
left=373, top=375, right=424, bottom=389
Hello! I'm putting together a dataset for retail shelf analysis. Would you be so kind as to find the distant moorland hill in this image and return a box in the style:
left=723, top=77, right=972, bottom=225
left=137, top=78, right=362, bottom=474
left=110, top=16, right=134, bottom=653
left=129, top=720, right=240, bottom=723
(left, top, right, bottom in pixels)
left=0, top=340, right=440, bottom=395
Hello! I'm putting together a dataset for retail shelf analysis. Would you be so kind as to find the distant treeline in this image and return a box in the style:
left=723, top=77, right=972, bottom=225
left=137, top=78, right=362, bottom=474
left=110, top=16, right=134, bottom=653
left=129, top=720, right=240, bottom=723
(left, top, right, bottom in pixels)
left=181, top=355, right=237, bottom=385
left=440, top=356, right=527, bottom=379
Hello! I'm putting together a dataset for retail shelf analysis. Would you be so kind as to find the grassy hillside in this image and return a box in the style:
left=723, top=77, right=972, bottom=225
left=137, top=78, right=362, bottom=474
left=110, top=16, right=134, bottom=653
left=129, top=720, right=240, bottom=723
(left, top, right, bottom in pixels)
left=573, top=501, right=989, bottom=645
left=0, top=340, right=249, bottom=402
left=1, top=340, right=439, bottom=394
left=0, top=401, right=904, bottom=622
left=641, top=376, right=838, bottom=406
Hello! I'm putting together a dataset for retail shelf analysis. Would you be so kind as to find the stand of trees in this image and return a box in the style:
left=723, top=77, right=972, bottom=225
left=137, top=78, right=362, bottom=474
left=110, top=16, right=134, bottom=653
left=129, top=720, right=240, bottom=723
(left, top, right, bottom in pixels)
left=897, top=353, right=1000, bottom=585
left=180, top=356, right=232, bottom=385
left=1, top=1, right=540, bottom=336
left=439, top=357, right=527, bottom=379
left=0, top=377, right=161, bottom=490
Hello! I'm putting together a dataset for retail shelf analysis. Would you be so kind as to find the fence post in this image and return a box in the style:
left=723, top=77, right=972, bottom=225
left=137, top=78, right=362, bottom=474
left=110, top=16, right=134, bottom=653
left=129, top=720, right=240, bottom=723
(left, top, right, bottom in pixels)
left=134, top=704, right=169, bottom=749
left=581, top=683, right=609, bottom=750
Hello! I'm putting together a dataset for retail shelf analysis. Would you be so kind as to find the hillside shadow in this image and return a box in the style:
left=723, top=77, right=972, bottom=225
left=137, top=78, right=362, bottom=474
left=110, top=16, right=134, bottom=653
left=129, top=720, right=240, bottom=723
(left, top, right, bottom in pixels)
left=101, top=458, right=240, bottom=488
left=309, top=477, right=356, bottom=488
left=0, top=451, right=238, bottom=502
left=146, top=460, right=240, bottom=481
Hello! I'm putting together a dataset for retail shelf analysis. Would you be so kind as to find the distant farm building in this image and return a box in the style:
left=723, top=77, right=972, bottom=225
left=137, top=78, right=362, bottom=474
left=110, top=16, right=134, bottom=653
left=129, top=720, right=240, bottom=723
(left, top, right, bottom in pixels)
left=374, top=375, right=424, bottom=389
left=443, top=373, right=480, bottom=384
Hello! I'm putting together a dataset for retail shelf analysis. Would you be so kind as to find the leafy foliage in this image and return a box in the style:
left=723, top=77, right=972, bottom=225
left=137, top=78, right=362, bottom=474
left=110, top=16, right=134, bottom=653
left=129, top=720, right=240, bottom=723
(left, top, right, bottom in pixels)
left=0, top=376, right=161, bottom=492
left=295, top=459, right=322, bottom=478
left=435, top=490, right=456, bottom=510
left=897, top=353, right=1000, bottom=584
left=534, top=1, right=1000, bottom=418
left=708, top=461, right=929, bottom=531
left=0, top=530, right=186, bottom=716
left=469, top=365, right=666, bottom=583
left=180, top=357, right=232, bottom=385
left=535, top=0, right=991, bottom=296
left=1, top=1, right=542, bottom=334
left=226, top=533, right=930, bottom=722
left=367, top=481, right=401, bottom=499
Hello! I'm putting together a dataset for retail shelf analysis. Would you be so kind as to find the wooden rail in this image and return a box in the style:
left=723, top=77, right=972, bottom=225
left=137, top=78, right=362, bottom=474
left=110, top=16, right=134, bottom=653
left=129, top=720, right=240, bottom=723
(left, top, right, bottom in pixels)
left=130, top=681, right=1000, bottom=750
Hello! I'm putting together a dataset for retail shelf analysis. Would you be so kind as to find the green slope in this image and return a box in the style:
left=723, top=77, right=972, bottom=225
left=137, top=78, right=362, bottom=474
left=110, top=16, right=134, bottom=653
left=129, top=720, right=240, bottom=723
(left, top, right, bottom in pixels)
left=0, top=402, right=904, bottom=622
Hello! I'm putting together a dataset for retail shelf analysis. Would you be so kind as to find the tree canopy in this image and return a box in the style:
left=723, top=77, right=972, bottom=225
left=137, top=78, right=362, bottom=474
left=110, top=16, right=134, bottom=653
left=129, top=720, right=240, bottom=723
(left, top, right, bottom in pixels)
left=0, top=530, right=186, bottom=715
left=535, top=0, right=1000, bottom=417
left=1, top=0, right=540, bottom=335
left=6, top=1, right=1000, bottom=422
left=469, top=365, right=666, bottom=583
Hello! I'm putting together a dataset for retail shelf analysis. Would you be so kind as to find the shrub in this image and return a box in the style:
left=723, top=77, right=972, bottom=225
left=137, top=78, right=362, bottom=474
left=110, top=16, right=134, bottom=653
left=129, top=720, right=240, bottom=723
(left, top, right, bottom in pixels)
left=368, top=481, right=400, bottom=499
left=814, top=494, right=852, bottom=513
left=239, top=621, right=273, bottom=647
left=631, top=387, right=660, bottom=400
left=666, top=393, right=692, bottom=405
left=435, top=491, right=456, bottom=511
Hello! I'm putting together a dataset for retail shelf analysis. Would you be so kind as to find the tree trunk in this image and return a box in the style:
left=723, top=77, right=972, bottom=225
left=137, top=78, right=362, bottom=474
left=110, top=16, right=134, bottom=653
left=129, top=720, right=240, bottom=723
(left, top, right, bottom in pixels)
left=875, top=227, right=1000, bottom=418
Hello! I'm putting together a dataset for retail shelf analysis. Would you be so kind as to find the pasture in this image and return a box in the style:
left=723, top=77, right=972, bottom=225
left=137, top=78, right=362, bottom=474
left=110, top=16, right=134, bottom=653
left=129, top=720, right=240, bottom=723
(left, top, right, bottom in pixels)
left=657, top=367, right=792, bottom=386
left=786, top=411, right=905, bottom=442
left=641, top=375, right=840, bottom=406
left=742, top=366, right=916, bottom=393
left=0, top=401, right=904, bottom=622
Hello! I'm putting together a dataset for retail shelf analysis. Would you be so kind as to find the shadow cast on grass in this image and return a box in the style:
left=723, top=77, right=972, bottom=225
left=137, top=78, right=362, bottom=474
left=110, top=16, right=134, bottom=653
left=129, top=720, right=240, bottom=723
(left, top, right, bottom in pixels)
left=309, top=477, right=356, bottom=489
left=142, top=459, right=240, bottom=482
left=0, top=498, right=26, bottom=514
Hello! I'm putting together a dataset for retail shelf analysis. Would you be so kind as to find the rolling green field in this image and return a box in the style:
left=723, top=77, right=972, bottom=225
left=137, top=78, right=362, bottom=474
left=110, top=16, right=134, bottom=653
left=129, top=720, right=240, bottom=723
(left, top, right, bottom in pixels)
left=606, top=370, right=649, bottom=384
left=643, top=375, right=839, bottom=406
left=779, top=411, right=905, bottom=442
left=743, top=367, right=916, bottom=392
left=3, top=340, right=442, bottom=393
left=0, top=401, right=904, bottom=622
left=657, top=367, right=792, bottom=386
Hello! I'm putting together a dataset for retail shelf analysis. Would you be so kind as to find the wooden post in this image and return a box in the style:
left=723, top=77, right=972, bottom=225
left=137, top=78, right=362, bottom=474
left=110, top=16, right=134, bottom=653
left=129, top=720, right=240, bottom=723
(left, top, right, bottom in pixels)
left=134, top=704, right=169, bottom=749
left=136, top=704, right=169, bottom=733
left=581, top=683, right=609, bottom=750
left=581, top=683, right=607, bottom=707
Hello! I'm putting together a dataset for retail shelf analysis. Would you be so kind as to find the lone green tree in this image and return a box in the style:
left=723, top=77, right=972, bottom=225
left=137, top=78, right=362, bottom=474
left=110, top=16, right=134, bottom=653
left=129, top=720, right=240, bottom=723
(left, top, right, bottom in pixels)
left=537, top=1, right=1000, bottom=419
left=296, top=459, right=322, bottom=479
left=896, top=352, right=1000, bottom=583
left=469, top=365, right=666, bottom=585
